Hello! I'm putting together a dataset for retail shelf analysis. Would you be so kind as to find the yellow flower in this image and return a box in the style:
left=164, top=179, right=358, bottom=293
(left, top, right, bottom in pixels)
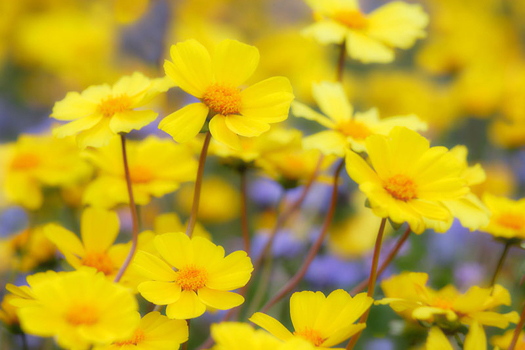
left=491, top=329, right=525, bottom=349
left=83, top=136, right=197, bottom=208
left=0, top=294, right=19, bottom=329
left=480, top=193, right=525, bottom=240
left=345, top=127, right=479, bottom=234
left=8, top=225, right=56, bottom=272
left=133, top=232, right=253, bottom=319
left=211, top=322, right=282, bottom=350
left=94, top=311, right=188, bottom=350
left=250, top=290, right=373, bottom=348
left=303, top=0, right=428, bottom=63
left=426, top=323, right=487, bottom=350
left=292, top=81, right=427, bottom=155
left=154, top=212, right=211, bottom=241
left=377, top=272, right=519, bottom=329
left=52, top=72, right=172, bottom=149
left=159, top=39, right=294, bottom=150
left=8, top=268, right=140, bottom=350
left=0, top=133, right=92, bottom=209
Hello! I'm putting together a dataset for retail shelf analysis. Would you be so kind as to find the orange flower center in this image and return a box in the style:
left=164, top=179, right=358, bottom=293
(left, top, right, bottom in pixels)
left=176, top=265, right=208, bottom=291
left=65, top=304, right=99, bottom=326
left=332, top=10, right=368, bottom=29
left=82, top=251, right=114, bottom=276
left=129, top=165, right=154, bottom=184
left=384, top=174, right=418, bottom=201
left=294, top=327, right=325, bottom=347
left=114, top=329, right=146, bottom=346
left=337, top=120, right=372, bottom=140
left=99, top=95, right=132, bottom=117
left=496, top=212, right=525, bottom=231
left=202, top=84, right=242, bottom=116
left=431, top=296, right=455, bottom=310
left=11, top=153, right=40, bottom=170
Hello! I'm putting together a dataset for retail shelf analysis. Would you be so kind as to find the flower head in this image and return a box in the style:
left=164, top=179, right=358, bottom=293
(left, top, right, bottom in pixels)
left=211, top=322, right=282, bottom=350
left=160, top=39, right=294, bottom=150
left=480, top=193, right=525, bottom=240
left=250, top=290, right=373, bottom=348
left=134, top=232, right=253, bottom=319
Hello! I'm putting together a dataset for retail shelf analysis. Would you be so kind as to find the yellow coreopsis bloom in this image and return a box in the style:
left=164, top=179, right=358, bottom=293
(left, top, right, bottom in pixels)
left=0, top=294, right=19, bottom=330
left=83, top=136, right=197, bottom=208
left=345, top=127, right=482, bottom=234
left=377, top=272, right=519, bottom=329
left=211, top=322, right=283, bottom=350
left=250, top=290, right=373, bottom=349
left=8, top=268, right=140, bottom=350
left=52, top=72, right=172, bottom=149
left=292, top=81, right=427, bottom=156
left=133, top=232, right=253, bottom=319
left=7, top=225, right=56, bottom=272
left=159, top=39, right=294, bottom=150
left=303, top=0, right=429, bottom=63
left=94, top=311, right=188, bottom=350
left=491, top=329, right=525, bottom=349
left=480, top=193, right=525, bottom=240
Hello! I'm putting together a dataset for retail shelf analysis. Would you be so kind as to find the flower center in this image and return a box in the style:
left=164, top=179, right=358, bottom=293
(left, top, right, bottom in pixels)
left=82, top=251, right=114, bottom=276
left=114, top=329, right=146, bottom=346
left=332, top=10, right=368, bottom=29
left=431, top=296, right=455, bottom=310
left=176, top=265, right=208, bottom=291
left=65, top=304, right=99, bottom=326
left=496, top=213, right=525, bottom=231
left=129, top=165, right=154, bottom=184
left=11, top=153, right=40, bottom=170
left=384, top=174, right=418, bottom=201
left=294, top=327, right=325, bottom=347
left=202, top=84, right=242, bottom=116
left=99, top=95, right=132, bottom=117
left=337, top=120, right=372, bottom=140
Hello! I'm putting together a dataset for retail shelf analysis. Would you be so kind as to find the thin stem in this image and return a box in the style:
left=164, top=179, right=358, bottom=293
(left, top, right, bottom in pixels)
left=510, top=305, right=525, bottom=350
left=186, top=131, right=212, bottom=238
left=20, top=333, right=28, bottom=350
left=240, top=168, right=251, bottom=255
left=454, top=333, right=464, bottom=348
left=346, top=218, right=388, bottom=350
left=350, top=226, right=411, bottom=295
left=489, top=241, right=511, bottom=289
left=336, top=41, right=347, bottom=82
left=114, top=134, right=140, bottom=283
left=259, top=159, right=345, bottom=313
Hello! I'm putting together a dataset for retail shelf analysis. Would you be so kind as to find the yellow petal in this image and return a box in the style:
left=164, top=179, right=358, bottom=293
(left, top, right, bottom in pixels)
left=112, top=71, right=152, bottom=97
left=165, top=39, right=212, bottom=98
left=312, top=81, right=353, bottom=124
left=291, top=101, right=335, bottom=129
left=426, top=327, right=453, bottom=350
left=192, top=236, right=225, bottom=268
left=138, top=281, right=182, bottom=305
left=290, top=291, right=325, bottom=333
left=76, top=118, right=117, bottom=149
left=154, top=232, right=193, bottom=270
left=209, top=114, right=242, bottom=150
left=206, top=250, right=253, bottom=291
left=81, top=208, right=120, bottom=252
left=249, top=312, right=294, bottom=341
left=44, top=223, right=85, bottom=258
left=322, top=323, right=366, bottom=348
left=213, top=39, right=260, bottom=86
left=304, top=131, right=347, bottom=157
left=109, top=110, right=158, bottom=134
left=464, top=322, right=486, bottom=350
left=197, top=287, right=244, bottom=310
left=158, top=103, right=209, bottom=143
left=225, top=115, right=270, bottom=137
left=166, top=290, right=206, bottom=319
left=302, top=20, right=347, bottom=45
left=132, top=251, right=178, bottom=281
left=241, top=77, right=294, bottom=123
left=346, top=31, right=394, bottom=63
left=52, top=114, right=103, bottom=139
left=52, top=92, right=98, bottom=120
left=345, top=149, right=381, bottom=185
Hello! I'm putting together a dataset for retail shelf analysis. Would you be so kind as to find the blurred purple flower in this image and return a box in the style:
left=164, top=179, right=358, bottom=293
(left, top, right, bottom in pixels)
left=0, top=207, right=28, bottom=237
left=454, top=262, right=485, bottom=291
left=305, top=255, right=363, bottom=288
left=248, top=178, right=283, bottom=208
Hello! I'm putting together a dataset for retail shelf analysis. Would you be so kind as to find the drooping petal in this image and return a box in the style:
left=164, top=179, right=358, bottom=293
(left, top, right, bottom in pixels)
left=52, top=92, right=98, bottom=121
left=166, top=290, right=206, bottom=319
left=197, top=287, right=244, bottom=310
left=209, top=114, right=242, bottom=150
left=241, top=77, right=294, bottom=123
left=291, top=101, right=335, bottom=129
left=249, top=312, right=294, bottom=341
left=158, top=103, right=209, bottom=143
left=76, top=118, right=117, bottom=149
left=132, top=251, right=178, bottom=281
left=52, top=114, right=103, bottom=139
left=81, top=208, right=120, bottom=252
left=109, top=110, right=158, bottom=134
left=137, top=281, right=182, bottom=305
left=346, top=31, right=394, bottom=63
left=322, top=323, right=366, bottom=348
left=464, top=322, right=486, bottom=350
left=213, top=39, right=260, bottom=87
left=225, top=115, right=270, bottom=137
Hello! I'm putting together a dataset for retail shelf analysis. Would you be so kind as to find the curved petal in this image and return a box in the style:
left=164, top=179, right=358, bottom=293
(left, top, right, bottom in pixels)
left=225, top=115, right=270, bottom=137
left=109, top=110, right=158, bottom=134
left=112, top=71, right=152, bottom=97
left=206, top=250, right=253, bottom=290
left=345, top=149, right=381, bottom=185
left=154, top=232, right=193, bottom=270
left=302, top=20, right=348, bottom=45
left=44, top=224, right=85, bottom=258
left=76, top=118, right=116, bottom=149
left=426, top=327, right=454, bottom=350
left=241, top=77, right=294, bottom=123
left=52, top=114, right=103, bottom=139
left=312, top=81, right=353, bottom=124
left=213, top=39, right=260, bottom=86
left=138, top=281, right=182, bottom=305
left=322, top=323, right=366, bottom=348
left=165, top=40, right=212, bottom=97
left=197, top=287, right=244, bottom=310
left=81, top=208, right=120, bottom=252
left=209, top=115, right=242, bottom=150
left=346, top=31, right=394, bottom=64
left=132, top=251, right=178, bottom=281
left=52, top=92, right=98, bottom=120
left=158, top=103, right=209, bottom=143
left=464, top=322, right=486, bottom=350
left=166, top=290, right=206, bottom=319
left=249, top=312, right=294, bottom=341
left=291, top=101, right=335, bottom=129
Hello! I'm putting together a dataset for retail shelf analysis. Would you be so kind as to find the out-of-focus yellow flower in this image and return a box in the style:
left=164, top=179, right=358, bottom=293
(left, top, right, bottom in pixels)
left=250, top=290, right=372, bottom=348
left=377, top=272, right=519, bottom=329
left=303, top=0, right=428, bottom=63
left=94, top=311, right=188, bottom=350
left=160, top=39, right=294, bottom=150
left=480, top=193, right=525, bottom=240
left=491, top=329, right=525, bottom=349
left=211, top=322, right=282, bottom=350
left=114, top=0, right=149, bottom=24
left=52, top=72, right=172, bottom=149
left=176, top=176, right=240, bottom=223
left=0, top=294, right=19, bottom=330
left=154, top=212, right=211, bottom=241
left=293, top=81, right=427, bottom=155
left=471, top=162, right=516, bottom=198
left=134, top=232, right=253, bottom=319
left=345, top=127, right=486, bottom=234
left=8, top=268, right=140, bottom=350
left=84, top=136, right=197, bottom=208
left=425, top=323, right=487, bottom=350
left=8, top=225, right=56, bottom=272
left=0, top=134, right=92, bottom=210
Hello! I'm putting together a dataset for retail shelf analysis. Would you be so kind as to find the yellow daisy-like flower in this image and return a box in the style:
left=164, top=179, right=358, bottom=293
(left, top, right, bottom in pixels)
left=211, top=322, right=283, bottom=350
left=426, top=322, right=486, bottom=350
left=0, top=294, right=19, bottom=329
left=133, top=232, right=253, bottom=319
left=83, top=136, right=197, bottom=208
left=292, top=81, right=427, bottom=156
left=94, top=311, right=188, bottom=350
left=303, top=0, right=429, bottom=63
left=250, top=290, right=373, bottom=349
left=491, top=329, right=525, bottom=349
left=52, top=72, right=172, bottom=149
left=480, top=193, right=525, bottom=240
left=8, top=268, right=140, bottom=350
left=377, top=272, right=519, bottom=329
left=345, top=127, right=476, bottom=234
left=159, top=39, right=294, bottom=150
left=8, top=225, right=56, bottom=272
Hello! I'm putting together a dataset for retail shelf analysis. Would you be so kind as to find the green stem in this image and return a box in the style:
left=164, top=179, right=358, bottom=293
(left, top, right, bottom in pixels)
left=240, top=168, right=251, bottom=255
left=489, top=241, right=511, bottom=289
left=336, top=41, right=347, bottom=82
